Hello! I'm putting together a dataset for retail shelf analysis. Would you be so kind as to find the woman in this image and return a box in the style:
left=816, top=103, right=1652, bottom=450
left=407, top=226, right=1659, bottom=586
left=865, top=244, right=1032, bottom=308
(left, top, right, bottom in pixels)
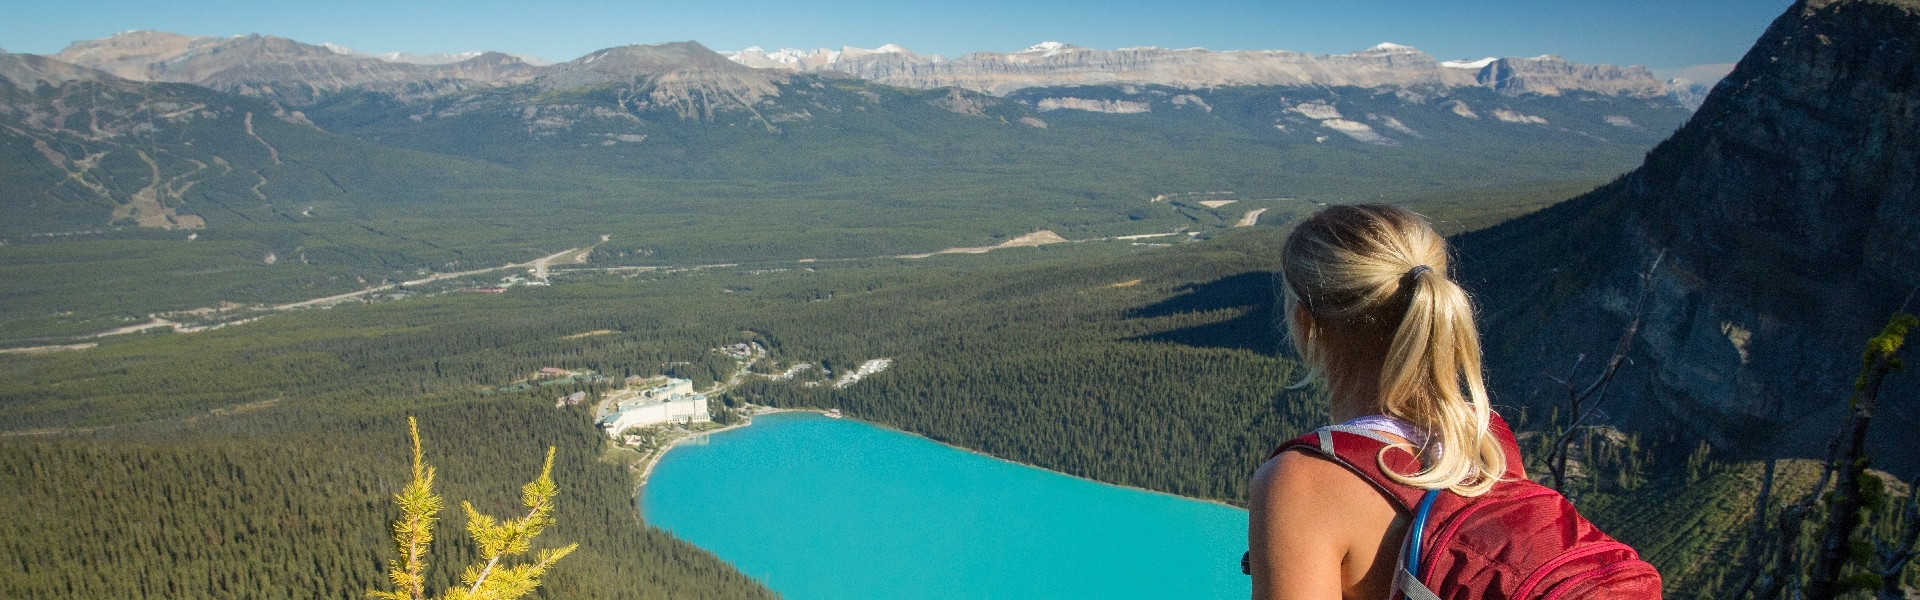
left=1246, top=205, right=1659, bottom=600
left=1247, top=204, right=1509, bottom=599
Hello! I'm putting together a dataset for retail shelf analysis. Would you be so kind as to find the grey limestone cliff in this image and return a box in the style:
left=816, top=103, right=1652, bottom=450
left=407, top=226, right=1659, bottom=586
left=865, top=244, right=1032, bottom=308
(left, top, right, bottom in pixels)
left=733, top=42, right=1671, bottom=98
left=53, top=33, right=783, bottom=113
left=50, top=30, right=1677, bottom=107
left=1458, top=0, right=1920, bottom=470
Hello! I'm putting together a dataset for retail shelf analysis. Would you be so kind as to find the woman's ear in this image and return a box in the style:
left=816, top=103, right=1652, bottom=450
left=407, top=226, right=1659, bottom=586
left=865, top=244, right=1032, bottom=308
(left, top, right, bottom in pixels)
left=1291, top=303, right=1314, bottom=334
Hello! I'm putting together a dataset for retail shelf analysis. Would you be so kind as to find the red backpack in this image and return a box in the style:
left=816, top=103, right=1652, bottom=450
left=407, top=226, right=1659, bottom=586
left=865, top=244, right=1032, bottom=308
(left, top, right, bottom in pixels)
left=1248, top=414, right=1662, bottom=599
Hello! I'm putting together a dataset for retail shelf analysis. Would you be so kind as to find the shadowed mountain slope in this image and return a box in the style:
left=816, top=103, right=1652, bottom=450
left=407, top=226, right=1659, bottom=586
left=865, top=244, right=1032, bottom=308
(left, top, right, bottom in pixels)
left=1457, top=0, right=1920, bottom=472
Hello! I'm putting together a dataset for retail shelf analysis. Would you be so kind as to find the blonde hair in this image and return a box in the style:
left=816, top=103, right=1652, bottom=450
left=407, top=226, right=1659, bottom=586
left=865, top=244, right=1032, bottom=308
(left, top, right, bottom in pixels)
left=1279, top=204, right=1504, bottom=496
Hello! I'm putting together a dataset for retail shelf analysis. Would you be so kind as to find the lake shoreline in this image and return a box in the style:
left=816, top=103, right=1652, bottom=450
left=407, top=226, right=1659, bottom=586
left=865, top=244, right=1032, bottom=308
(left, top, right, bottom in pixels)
left=640, top=405, right=1253, bottom=599
left=636, top=407, right=1248, bottom=511
left=632, top=406, right=807, bottom=490
left=864, top=417, right=1252, bottom=511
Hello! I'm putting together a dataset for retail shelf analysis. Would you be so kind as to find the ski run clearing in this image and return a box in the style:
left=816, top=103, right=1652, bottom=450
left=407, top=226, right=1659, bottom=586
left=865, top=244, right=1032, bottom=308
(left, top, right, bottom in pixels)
left=898, top=230, right=1068, bottom=258
left=1236, top=208, right=1268, bottom=227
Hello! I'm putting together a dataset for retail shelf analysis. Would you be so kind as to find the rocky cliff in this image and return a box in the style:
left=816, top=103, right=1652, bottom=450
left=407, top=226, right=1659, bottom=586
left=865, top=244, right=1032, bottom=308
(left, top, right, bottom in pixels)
left=1457, top=0, right=1920, bottom=470
left=533, top=42, right=788, bottom=120
left=52, top=33, right=784, bottom=115
left=48, top=30, right=1681, bottom=110
left=54, top=31, right=542, bottom=103
left=728, top=41, right=1670, bottom=98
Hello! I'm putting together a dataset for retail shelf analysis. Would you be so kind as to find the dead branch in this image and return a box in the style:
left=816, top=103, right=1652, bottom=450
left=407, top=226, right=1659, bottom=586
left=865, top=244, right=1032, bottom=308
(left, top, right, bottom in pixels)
left=1546, top=250, right=1665, bottom=493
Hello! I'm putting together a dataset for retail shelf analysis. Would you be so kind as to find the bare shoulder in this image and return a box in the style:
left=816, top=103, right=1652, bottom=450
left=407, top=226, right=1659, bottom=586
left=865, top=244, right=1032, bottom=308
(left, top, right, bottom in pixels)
left=1249, top=449, right=1404, bottom=600
left=1251, top=449, right=1403, bottom=541
left=1256, top=449, right=1357, bottom=496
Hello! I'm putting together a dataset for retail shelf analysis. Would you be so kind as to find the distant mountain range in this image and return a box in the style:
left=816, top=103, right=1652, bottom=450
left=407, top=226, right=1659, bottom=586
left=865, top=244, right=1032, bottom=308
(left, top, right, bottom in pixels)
left=49, top=31, right=545, bottom=103
left=5, top=31, right=1697, bottom=164
left=725, top=41, right=1685, bottom=101
left=318, top=43, right=554, bottom=67
left=0, top=28, right=1697, bottom=341
left=32, top=31, right=1716, bottom=109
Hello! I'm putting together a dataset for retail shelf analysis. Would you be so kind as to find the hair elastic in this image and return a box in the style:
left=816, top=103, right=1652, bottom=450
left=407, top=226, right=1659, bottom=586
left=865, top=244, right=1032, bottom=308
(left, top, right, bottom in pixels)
left=1408, top=265, right=1433, bottom=278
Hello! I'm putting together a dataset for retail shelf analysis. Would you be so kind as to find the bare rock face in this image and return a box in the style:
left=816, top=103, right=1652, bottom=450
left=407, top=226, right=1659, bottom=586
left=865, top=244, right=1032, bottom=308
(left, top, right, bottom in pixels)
left=537, top=41, right=767, bottom=87
left=1474, top=55, right=1667, bottom=97
left=727, top=41, right=1669, bottom=98
left=55, top=31, right=541, bottom=103
left=0, top=53, right=120, bottom=89
left=536, top=42, right=786, bottom=120
left=321, top=44, right=553, bottom=67
left=1458, top=0, right=1920, bottom=469
left=54, top=34, right=782, bottom=115
left=50, top=30, right=1676, bottom=110
left=53, top=30, right=215, bottom=80
left=1664, top=78, right=1715, bottom=110
left=728, top=45, right=911, bottom=71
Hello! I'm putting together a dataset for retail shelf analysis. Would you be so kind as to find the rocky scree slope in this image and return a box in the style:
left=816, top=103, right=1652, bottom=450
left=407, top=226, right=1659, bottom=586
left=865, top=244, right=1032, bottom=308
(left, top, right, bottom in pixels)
left=1457, top=0, right=1920, bottom=472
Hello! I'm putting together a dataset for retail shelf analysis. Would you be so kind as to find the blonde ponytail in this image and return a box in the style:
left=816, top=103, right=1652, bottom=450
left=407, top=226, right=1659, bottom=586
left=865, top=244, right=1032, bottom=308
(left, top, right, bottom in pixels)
left=1279, top=204, right=1505, bottom=496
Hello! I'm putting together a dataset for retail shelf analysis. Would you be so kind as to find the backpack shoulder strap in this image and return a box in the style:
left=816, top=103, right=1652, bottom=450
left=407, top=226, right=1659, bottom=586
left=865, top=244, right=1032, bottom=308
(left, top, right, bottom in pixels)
left=1487, top=412, right=1527, bottom=481
left=1270, top=425, right=1428, bottom=511
left=1268, top=410, right=1528, bottom=510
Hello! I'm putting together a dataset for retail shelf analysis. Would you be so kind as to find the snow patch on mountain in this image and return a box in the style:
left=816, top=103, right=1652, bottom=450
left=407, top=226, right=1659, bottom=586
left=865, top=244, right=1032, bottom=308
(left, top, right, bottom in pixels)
left=733, top=46, right=839, bottom=64
left=1442, top=57, right=1498, bottom=69
left=726, top=43, right=933, bottom=70
left=382, top=51, right=484, bottom=65
left=1021, top=41, right=1076, bottom=57
left=1367, top=42, right=1420, bottom=54
left=321, top=42, right=550, bottom=66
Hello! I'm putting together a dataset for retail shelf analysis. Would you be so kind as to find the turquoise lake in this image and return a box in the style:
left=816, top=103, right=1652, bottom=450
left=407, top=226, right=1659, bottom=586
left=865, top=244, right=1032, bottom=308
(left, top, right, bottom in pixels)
left=641, top=412, right=1252, bottom=599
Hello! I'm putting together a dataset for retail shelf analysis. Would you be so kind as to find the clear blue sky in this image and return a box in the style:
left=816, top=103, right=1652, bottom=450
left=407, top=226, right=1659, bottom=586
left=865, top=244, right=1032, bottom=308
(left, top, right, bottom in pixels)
left=3, top=0, right=1791, bottom=69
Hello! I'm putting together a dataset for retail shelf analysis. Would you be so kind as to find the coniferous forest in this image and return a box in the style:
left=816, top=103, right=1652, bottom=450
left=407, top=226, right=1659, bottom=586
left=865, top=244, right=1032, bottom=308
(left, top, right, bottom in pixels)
left=6, top=0, right=1920, bottom=593
left=7, top=227, right=1907, bottom=597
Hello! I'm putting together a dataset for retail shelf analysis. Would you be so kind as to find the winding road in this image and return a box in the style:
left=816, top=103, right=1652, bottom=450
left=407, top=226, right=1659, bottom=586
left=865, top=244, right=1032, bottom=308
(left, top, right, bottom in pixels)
left=273, top=247, right=582, bottom=310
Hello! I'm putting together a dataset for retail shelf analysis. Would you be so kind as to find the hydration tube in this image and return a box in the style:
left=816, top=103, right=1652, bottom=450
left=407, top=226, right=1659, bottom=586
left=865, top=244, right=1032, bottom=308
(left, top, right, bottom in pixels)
left=1405, top=488, right=1442, bottom=580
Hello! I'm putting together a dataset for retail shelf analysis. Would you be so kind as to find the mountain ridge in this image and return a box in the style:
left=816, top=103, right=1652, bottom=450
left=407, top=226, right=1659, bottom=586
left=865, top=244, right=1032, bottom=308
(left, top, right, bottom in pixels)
left=724, top=41, right=1672, bottom=99
left=1458, top=0, right=1920, bottom=471
left=45, top=30, right=1691, bottom=108
left=53, top=31, right=543, bottom=103
left=0, top=52, right=121, bottom=89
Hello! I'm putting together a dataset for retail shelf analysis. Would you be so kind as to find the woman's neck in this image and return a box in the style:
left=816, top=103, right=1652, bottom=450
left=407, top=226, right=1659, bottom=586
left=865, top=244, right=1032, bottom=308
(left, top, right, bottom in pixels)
left=1308, top=313, right=1393, bottom=423
left=1326, top=374, right=1382, bottom=423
